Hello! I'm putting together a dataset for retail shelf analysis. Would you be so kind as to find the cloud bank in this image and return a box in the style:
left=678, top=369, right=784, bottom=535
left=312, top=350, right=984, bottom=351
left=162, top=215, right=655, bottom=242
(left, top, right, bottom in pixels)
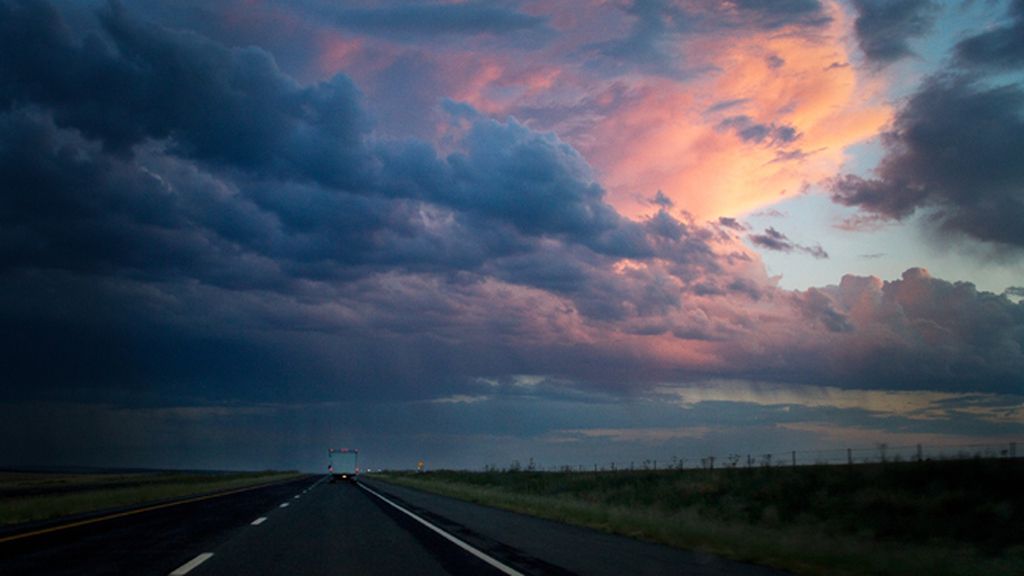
left=0, top=0, right=1021, bottom=469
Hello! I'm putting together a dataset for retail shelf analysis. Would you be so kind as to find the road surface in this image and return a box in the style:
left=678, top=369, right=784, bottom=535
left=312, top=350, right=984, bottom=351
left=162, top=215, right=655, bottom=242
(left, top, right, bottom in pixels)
left=1, top=475, right=790, bottom=575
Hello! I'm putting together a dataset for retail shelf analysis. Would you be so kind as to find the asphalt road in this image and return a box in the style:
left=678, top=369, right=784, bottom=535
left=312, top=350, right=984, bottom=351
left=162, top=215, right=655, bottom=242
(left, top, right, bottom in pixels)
left=2, top=475, right=791, bottom=575
left=0, top=475, right=321, bottom=576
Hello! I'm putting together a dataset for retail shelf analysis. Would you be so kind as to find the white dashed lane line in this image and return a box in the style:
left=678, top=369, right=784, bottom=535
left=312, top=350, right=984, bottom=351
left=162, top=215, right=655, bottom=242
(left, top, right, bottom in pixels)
left=279, top=502, right=289, bottom=508
left=168, top=552, right=213, bottom=575
left=251, top=517, right=267, bottom=526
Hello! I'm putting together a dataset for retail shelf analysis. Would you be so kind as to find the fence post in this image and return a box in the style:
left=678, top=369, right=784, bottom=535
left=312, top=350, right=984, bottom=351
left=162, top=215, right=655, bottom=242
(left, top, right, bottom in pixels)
left=847, top=448, right=853, bottom=466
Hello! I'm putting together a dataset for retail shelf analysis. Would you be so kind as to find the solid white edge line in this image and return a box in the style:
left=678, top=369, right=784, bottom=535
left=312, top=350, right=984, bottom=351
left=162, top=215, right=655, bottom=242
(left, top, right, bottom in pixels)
left=169, top=552, right=213, bottom=576
left=358, top=482, right=526, bottom=576
left=251, top=517, right=267, bottom=526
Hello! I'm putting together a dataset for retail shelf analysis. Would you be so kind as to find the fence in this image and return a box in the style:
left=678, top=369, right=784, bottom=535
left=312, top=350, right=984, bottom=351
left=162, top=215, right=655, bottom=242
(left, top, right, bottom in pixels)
left=487, top=441, right=1021, bottom=473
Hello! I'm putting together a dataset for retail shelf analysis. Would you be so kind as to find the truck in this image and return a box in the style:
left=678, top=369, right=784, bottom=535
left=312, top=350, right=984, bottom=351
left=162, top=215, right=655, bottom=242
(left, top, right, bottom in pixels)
left=328, top=448, right=359, bottom=482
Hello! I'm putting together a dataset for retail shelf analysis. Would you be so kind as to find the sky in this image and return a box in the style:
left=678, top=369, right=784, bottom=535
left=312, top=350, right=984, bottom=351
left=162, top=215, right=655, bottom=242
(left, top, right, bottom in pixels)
left=1, top=0, right=1022, bottom=472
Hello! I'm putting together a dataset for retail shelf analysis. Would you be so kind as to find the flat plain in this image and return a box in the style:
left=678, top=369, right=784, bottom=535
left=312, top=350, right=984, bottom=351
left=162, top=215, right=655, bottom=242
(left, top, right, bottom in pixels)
left=0, top=469, right=302, bottom=527
left=374, top=458, right=1024, bottom=576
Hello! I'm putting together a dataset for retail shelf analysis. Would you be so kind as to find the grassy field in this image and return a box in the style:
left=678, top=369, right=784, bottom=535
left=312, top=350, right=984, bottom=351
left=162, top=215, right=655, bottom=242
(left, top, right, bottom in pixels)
left=373, top=459, right=1024, bottom=576
left=0, top=469, right=303, bottom=526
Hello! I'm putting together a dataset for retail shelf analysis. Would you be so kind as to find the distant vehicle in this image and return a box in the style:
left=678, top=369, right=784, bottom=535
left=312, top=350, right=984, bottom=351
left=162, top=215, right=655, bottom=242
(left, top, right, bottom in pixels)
left=328, top=448, right=359, bottom=482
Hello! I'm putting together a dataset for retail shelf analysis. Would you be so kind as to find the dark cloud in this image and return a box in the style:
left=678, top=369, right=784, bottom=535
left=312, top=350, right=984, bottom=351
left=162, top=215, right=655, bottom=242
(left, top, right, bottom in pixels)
left=717, top=217, right=747, bottom=231
left=954, top=0, right=1024, bottom=71
left=705, top=98, right=750, bottom=114
left=808, top=269, right=1024, bottom=392
left=0, top=1, right=746, bottom=404
left=1006, top=286, right=1024, bottom=298
left=749, top=227, right=828, bottom=258
left=722, top=0, right=830, bottom=29
left=749, top=227, right=790, bottom=251
left=851, top=0, right=938, bottom=65
left=714, top=270, right=1024, bottom=394
left=0, top=0, right=370, bottom=187
left=830, top=74, right=1024, bottom=247
left=590, top=0, right=828, bottom=77
left=436, top=109, right=627, bottom=245
left=791, top=288, right=853, bottom=332
left=326, top=1, right=548, bottom=39
left=651, top=190, right=674, bottom=208
left=718, top=115, right=800, bottom=146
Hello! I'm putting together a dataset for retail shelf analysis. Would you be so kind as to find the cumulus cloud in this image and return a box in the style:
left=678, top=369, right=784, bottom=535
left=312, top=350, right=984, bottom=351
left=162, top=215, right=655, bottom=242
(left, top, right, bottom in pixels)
left=850, top=0, right=938, bottom=66
left=781, top=269, right=1024, bottom=393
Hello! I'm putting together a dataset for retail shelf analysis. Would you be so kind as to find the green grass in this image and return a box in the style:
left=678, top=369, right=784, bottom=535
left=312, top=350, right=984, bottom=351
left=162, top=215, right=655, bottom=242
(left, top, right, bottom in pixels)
left=0, top=470, right=303, bottom=526
left=372, top=459, right=1024, bottom=576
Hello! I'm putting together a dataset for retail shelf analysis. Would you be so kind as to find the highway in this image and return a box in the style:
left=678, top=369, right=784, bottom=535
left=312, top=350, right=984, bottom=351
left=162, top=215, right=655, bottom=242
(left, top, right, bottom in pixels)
left=1, top=475, right=790, bottom=575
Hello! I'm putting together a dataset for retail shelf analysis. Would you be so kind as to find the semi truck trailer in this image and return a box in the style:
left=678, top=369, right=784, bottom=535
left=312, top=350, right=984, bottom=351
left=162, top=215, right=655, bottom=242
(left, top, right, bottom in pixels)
left=328, top=448, right=359, bottom=482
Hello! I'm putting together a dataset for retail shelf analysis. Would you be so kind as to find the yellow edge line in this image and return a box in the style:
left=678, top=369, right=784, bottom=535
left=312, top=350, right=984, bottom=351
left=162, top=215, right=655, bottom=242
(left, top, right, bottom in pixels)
left=0, top=475, right=308, bottom=544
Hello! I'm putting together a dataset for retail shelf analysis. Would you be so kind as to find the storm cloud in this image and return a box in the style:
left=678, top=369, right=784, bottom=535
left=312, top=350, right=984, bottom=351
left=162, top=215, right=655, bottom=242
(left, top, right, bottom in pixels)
left=851, top=0, right=938, bottom=65
left=954, top=0, right=1024, bottom=71
left=1, top=0, right=1020, bottom=470
left=830, top=75, right=1024, bottom=247
left=833, top=0, right=1024, bottom=248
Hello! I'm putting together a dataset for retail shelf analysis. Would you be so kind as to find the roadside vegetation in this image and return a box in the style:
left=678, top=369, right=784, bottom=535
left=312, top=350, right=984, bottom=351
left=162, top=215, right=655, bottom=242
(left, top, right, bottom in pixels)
left=0, top=470, right=302, bottom=526
left=374, top=459, right=1024, bottom=576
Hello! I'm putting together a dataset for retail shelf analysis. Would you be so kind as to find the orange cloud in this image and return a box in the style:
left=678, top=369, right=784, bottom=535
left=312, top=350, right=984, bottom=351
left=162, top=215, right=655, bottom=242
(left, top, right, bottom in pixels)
left=580, top=1, right=891, bottom=220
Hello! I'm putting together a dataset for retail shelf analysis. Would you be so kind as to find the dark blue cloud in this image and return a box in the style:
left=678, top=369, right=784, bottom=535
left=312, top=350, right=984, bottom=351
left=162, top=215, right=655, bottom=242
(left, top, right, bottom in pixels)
left=954, top=0, right=1024, bottom=71
left=588, top=0, right=828, bottom=77
left=850, top=0, right=938, bottom=66
left=718, top=115, right=800, bottom=146
left=830, top=75, right=1024, bottom=247
left=326, top=1, right=548, bottom=39
left=0, top=1, right=740, bottom=406
left=731, top=0, right=829, bottom=29
left=0, top=0, right=370, bottom=187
